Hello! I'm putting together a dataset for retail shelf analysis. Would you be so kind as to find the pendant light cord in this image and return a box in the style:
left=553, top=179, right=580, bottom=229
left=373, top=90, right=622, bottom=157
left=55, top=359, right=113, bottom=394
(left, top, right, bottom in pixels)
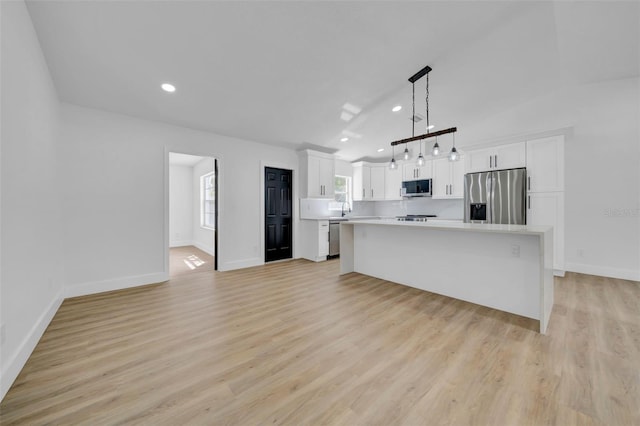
left=411, top=82, right=415, bottom=138
left=426, top=73, right=429, bottom=133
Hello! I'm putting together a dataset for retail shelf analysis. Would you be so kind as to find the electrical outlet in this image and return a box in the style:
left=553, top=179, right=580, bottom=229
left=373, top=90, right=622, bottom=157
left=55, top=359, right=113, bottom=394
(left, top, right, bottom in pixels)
left=1, top=324, right=6, bottom=345
left=511, top=244, right=520, bottom=257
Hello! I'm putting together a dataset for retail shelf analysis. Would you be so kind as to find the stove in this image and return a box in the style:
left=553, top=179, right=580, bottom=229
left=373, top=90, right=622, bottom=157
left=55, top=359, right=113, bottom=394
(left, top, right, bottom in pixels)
left=396, top=214, right=437, bottom=222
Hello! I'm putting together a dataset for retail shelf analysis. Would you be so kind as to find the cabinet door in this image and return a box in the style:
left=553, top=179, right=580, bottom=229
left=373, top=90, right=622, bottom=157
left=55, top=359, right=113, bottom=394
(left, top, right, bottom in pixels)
left=318, top=157, right=335, bottom=198
left=370, top=166, right=386, bottom=200
left=432, top=158, right=450, bottom=198
left=318, top=221, right=329, bottom=257
left=494, top=142, right=526, bottom=170
left=526, top=136, right=564, bottom=192
left=450, top=159, right=465, bottom=198
left=352, top=165, right=365, bottom=201
left=403, top=163, right=416, bottom=181
left=307, top=156, right=322, bottom=197
left=527, top=192, right=564, bottom=270
left=417, top=160, right=433, bottom=179
left=465, top=147, right=492, bottom=174
left=385, top=167, right=403, bottom=200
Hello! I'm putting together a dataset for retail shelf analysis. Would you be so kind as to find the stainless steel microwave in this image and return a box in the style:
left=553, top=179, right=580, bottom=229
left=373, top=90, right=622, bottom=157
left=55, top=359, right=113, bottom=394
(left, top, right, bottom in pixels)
left=402, top=179, right=432, bottom=197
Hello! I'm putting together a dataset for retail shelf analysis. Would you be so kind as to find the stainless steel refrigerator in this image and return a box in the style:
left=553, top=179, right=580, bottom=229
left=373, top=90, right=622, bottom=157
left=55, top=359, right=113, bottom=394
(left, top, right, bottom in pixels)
left=464, top=168, right=527, bottom=225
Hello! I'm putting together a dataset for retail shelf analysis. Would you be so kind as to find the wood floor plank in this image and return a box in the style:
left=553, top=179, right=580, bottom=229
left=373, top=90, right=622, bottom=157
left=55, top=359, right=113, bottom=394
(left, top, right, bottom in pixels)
left=1, top=253, right=639, bottom=425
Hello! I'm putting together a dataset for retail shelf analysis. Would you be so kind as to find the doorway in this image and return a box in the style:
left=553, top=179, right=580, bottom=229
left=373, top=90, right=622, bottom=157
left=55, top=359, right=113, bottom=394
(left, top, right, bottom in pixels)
left=264, top=167, right=292, bottom=262
left=168, top=152, right=218, bottom=275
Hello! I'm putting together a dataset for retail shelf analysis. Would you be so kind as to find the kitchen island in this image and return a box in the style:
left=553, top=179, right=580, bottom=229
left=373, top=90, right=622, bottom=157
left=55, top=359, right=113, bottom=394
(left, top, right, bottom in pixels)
left=340, top=219, right=554, bottom=333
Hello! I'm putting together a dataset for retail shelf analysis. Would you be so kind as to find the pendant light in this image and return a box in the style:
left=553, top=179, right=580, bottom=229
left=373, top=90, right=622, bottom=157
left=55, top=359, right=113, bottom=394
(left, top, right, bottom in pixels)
left=389, top=145, right=397, bottom=169
left=448, top=132, right=459, bottom=162
left=416, top=140, right=425, bottom=166
left=432, top=137, right=440, bottom=156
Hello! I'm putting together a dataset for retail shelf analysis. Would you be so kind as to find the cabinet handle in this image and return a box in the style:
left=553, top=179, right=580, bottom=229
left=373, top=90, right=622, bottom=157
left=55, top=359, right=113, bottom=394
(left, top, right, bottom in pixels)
left=489, top=156, right=493, bottom=168
left=528, top=176, right=531, bottom=190
left=495, top=155, right=498, bottom=168
left=371, top=189, right=374, bottom=198
left=528, top=195, right=531, bottom=210
left=362, top=188, right=365, bottom=198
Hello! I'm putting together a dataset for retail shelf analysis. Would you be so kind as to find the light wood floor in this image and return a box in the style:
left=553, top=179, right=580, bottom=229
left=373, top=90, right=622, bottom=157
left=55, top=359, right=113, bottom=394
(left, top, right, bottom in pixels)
left=169, top=245, right=214, bottom=278
left=1, top=259, right=638, bottom=425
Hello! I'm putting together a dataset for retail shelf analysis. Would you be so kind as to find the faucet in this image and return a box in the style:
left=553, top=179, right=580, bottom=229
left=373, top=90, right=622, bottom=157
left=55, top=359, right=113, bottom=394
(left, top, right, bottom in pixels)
left=341, top=201, right=351, bottom=217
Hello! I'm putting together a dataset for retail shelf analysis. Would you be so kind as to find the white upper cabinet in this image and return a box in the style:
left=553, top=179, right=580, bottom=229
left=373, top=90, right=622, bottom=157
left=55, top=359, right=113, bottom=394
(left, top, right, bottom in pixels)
left=432, top=157, right=465, bottom=199
left=526, top=136, right=565, bottom=192
left=465, top=142, right=526, bottom=173
left=353, top=162, right=386, bottom=201
left=299, top=150, right=334, bottom=198
left=370, top=165, right=386, bottom=201
left=385, top=166, right=403, bottom=200
left=402, top=160, right=433, bottom=181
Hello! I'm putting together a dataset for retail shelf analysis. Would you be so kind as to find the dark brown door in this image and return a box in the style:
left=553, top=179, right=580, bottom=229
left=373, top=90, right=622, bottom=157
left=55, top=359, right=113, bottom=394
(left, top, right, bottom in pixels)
left=265, top=167, right=292, bottom=262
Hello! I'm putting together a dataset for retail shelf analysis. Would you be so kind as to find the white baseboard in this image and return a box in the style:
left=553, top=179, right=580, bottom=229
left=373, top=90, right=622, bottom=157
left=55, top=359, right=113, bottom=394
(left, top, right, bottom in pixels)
left=1, top=291, right=63, bottom=401
left=554, top=270, right=566, bottom=277
left=565, top=262, right=640, bottom=282
left=193, top=241, right=215, bottom=257
left=219, top=257, right=262, bottom=271
left=64, top=272, right=169, bottom=298
left=170, top=240, right=194, bottom=248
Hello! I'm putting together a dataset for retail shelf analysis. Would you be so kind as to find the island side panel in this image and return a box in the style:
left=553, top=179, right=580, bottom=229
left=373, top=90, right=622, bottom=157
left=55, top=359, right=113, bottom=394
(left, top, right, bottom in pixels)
left=339, top=222, right=354, bottom=274
left=352, top=224, right=541, bottom=320
left=540, top=228, right=554, bottom=333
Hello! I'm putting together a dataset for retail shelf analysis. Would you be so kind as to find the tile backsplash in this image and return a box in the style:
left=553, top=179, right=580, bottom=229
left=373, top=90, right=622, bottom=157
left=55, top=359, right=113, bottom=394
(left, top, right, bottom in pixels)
left=353, top=198, right=463, bottom=219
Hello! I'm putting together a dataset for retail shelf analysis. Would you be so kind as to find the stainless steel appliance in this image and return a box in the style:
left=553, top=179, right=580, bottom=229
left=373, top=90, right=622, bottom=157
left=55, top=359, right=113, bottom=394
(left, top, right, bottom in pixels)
left=464, top=168, right=526, bottom=225
left=396, top=214, right=437, bottom=222
left=328, top=221, right=341, bottom=258
left=401, top=179, right=432, bottom=197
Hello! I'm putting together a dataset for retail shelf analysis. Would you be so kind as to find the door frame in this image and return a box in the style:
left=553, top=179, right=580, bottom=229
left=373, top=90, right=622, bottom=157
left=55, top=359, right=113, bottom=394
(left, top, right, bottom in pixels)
left=164, top=147, right=222, bottom=278
left=259, top=160, right=298, bottom=263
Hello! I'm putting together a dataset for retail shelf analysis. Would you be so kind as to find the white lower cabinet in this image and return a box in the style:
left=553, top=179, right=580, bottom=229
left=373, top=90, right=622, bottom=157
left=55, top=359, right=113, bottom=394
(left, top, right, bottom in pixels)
left=527, top=192, right=564, bottom=272
left=432, top=157, right=465, bottom=199
left=300, top=220, right=329, bottom=262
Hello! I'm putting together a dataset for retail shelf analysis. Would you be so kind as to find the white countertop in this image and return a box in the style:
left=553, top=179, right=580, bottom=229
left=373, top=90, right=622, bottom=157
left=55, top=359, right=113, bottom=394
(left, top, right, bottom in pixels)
left=343, top=218, right=552, bottom=236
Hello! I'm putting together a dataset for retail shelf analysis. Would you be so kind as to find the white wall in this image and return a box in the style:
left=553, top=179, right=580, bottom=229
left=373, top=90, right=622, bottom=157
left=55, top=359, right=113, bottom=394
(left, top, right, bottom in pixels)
left=192, top=158, right=215, bottom=256
left=59, top=103, right=299, bottom=298
left=169, top=164, right=194, bottom=247
left=0, top=0, right=64, bottom=400
left=459, top=77, right=640, bottom=280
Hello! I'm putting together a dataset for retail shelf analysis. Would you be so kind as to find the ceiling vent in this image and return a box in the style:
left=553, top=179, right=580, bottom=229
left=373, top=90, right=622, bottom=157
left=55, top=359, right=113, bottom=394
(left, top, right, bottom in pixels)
left=410, top=113, right=424, bottom=123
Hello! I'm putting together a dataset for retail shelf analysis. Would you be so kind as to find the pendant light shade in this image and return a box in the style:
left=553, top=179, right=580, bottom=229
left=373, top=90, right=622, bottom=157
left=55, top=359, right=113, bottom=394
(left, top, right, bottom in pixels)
left=432, top=138, right=440, bottom=156
left=389, top=145, right=397, bottom=169
left=448, top=133, right=459, bottom=162
left=416, top=140, right=425, bottom=166
left=448, top=146, right=459, bottom=162
left=403, top=145, right=411, bottom=161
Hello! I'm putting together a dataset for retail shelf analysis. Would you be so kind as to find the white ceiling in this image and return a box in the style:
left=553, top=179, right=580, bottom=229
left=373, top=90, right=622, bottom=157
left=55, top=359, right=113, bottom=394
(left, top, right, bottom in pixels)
left=26, top=1, right=639, bottom=162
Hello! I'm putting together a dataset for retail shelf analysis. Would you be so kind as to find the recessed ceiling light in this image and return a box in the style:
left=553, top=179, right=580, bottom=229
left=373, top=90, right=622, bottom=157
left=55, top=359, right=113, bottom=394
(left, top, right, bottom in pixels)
left=427, top=124, right=435, bottom=130
left=340, top=137, right=349, bottom=142
left=392, top=105, right=402, bottom=112
left=161, top=83, right=176, bottom=93
left=377, top=148, right=385, bottom=152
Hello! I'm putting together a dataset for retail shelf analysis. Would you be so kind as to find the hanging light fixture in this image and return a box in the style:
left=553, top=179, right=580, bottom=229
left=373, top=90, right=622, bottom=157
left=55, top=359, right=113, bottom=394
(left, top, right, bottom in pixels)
left=448, top=132, right=459, bottom=162
left=389, top=145, right=397, bottom=169
left=390, top=65, right=457, bottom=160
